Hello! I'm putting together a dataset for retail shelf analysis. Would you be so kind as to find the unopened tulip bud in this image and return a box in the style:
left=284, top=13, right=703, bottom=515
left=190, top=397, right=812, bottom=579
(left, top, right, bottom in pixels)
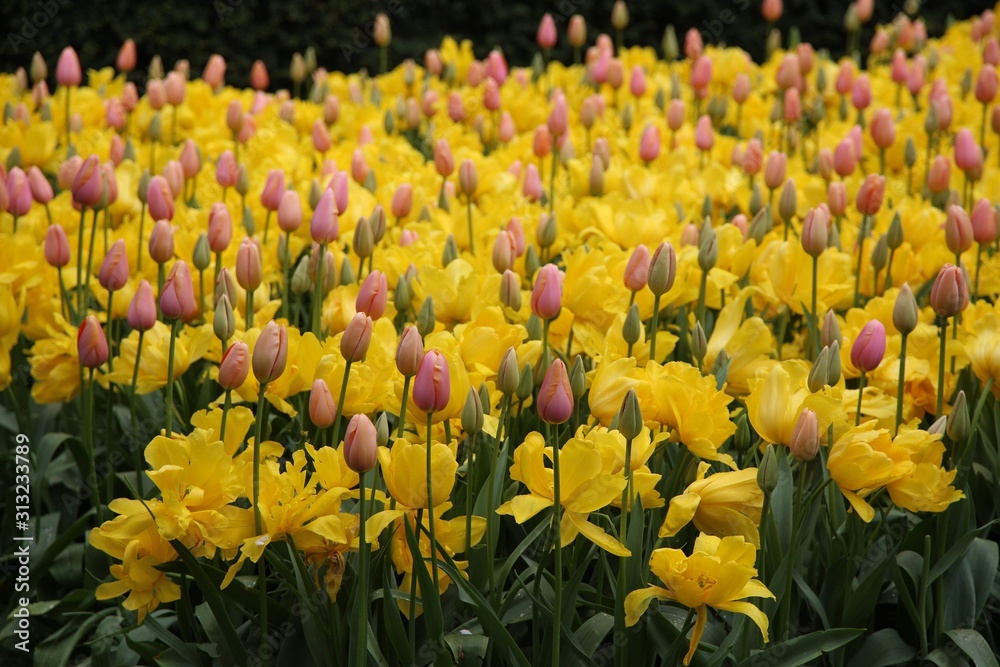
left=235, top=237, right=262, bottom=291
left=930, top=264, right=969, bottom=318
left=516, top=363, right=534, bottom=401
left=622, top=303, right=642, bottom=346
left=353, top=217, right=374, bottom=260
left=253, top=321, right=288, bottom=384
left=886, top=213, right=904, bottom=250
left=757, top=445, right=778, bottom=494
left=396, top=325, right=424, bottom=377
left=493, top=231, right=516, bottom=273
left=356, top=270, right=388, bottom=319
left=75, top=316, right=107, bottom=371
left=98, top=240, right=130, bottom=292
left=764, top=151, right=787, bottom=190
left=648, top=241, right=677, bottom=296
left=947, top=390, right=969, bottom=441
left=306, top=378, right=338, bottom=429
left=623, top=245, right=651, bottom=292
left=871, top=235, right=889, bottom=273
left=531, top=264, right=563, bottom=320
left=954, top=129, right=983, bottom=173
left=192, top=233, right=211, bottom=272
left=160, top=260, right=197, bottom=322
left=526, top=314, right=542, bottom=341
left=413, top=350, right=450, bottom=413
left=462, top=388, right=484, bottom=434
left=56, top=47, right=82, bottom=87
left=851, top=320, right=886, bottom=372
left=45, top=224, right=71, bottom=267
left=537, top=359, right=573, bottom=424
left=821, top=310, right=841, bottom=348
left=500, top=270, right=522, bottom=311
left=441, top=234, right=458, bottom=267
left=856, top=174, right=885, bottom=216
left=495, top=348, right=519, bottom=396
left=311, top=189, right=339, bottom=244
left=808, top=346, right=831, bottom=392
left=778, top=179, right=798, bottom=222
left=215, top=267, right=238, bottom=307
left=458, top=160, right=478, bottom=198
left=944, top=205, right=974, bottom=255
left=698, top=232, right=718, bottom=272
left=801, top=207, right=829, bottom=257
left=148, top=220, right=175, bottom=264
left=891, top=283, right=918, bottom=335
left=790, top=409, right=820, bottom=461
left=417, top=297, right=435, bottom=337
left=214, top=292, right=235, bottom=342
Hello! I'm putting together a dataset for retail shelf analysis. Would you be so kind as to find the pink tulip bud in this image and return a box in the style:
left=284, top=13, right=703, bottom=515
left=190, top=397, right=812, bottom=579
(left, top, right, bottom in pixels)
left=497, top=111, right=516, bottom=143
left=537, top=358, right=573, bottom=424
left=976, top=65, right=998, bottom=103
left=851, top=319, right=886, bottom=373
left=607, top=59, right=624, bottom=89
left=665, top=99, right=684, bottom=133
left=568, top=14, right=587, bottom=47
left=801, top=207, right=829, bottom=257
left=691, top=56, right=713, bottom=91
left=694, top=115, right=714, bottom=151
left=890, top=49, right=908, bottom=84
left=927, top=155, right=951, bottom=194
left=161, top=161, right=183, bottom=199
left=522, top=164, right=544, bottom=202
left=237, top=113, right=256, bottom=144
left=532, top=125, right=553, bottom=159
left=732, top=72, right=751, bottom=105
left=160, top=260, right=197, bottom=322
left=639, top=125, right=661, bottom=163
left=149, top=220, right=175, bottom=264
left=685, top=28, right=704, bottom=60
left=396, top=325, right=424, bottom=377
left=459, top=160, right=478, bottom=198
left=235, top=237, right=263, bottom=291
left=624, top=245, right=651, bottom=292
left=273, top=190, right=301, bottom=234
left=249, top=60, right=269, bottom=91
left=762, top=0, right=783, bottom=21
left=851, top=75, right=872, bottom=110
left=833, top=139, right=856, bottom=178
left=58, top=155, right=83, bottom=190
left=775, top=54, right=801, bottom=90
left=856, top=0, right=874, bottom=22
left=115, top=39, right=137, bottom=73
left=593, top=137, right=611, bottom=169
left=309, top=378, right=338, bottom=429
left=944, top=205, right=974, bottom=255
left=56, top=47, right=82, bottom=87
left=99, top=239, right=130, bottom=292
left=77, top=315, right=108, bottom=369
left=203, top=54, right=227, bottom=90
left=105, top=99, right=126, bottom=132
left=341, top=312, right=373, bottom=362
left=537, top=13, right=557, bottom=49
left=45, top=224, right=71, bottom=267
left=391, top=183, right=413, bottom=219
left=215, top=151, right=238, bottom=189
left=855, top=174, right=885, bottom=216
left=790, top=408, right=819, bottom=462
left=72, top=155, right=104, bottom=208
left=764, top=151, right=787, bottom=190
left=870, top=108, right=895, bottom=149
left=491, top=230, right=516, bottom=273
left=6, top=168, right=31, bottom=216
left=930, top=264, right=969, bottom=318
left=504, top=217, right=526, bottom=257
left=742, top=138, right=763, bottom=176
left=828, top=181, right=847, bottom=217
left=145, top=175, right=173, bottom=222
left=218, top=341, right=250, bottom=390
left=954, top=129, right=984, bottom=173
left=164, top=71, right=185, bottom=106
left=128, top=280, right=157, bottom=332
left=971, top=198, right=998, bottom=244
left=259, top=169, right=284, bottom=212
left=630, top=65, right=647, bottom=97
left=835, top=61, right=854, bottom=95
left=985, top=37, right=1000, bottom=66
left=413, top=349, right=450, bottom=413
left=310, top=188, right=339, bottom=244
left=548, top=93, right=569, bottom=137
left=253, top=320, right=288, bottom=383
left=784, top=88, right=802, bottom=123
left=310, top=119, right=333, bottom=154
left=531, top=263, right=563, bottom=320
left=203, top=204, right=231, bottom=253
left=356, top=270, right=388, bottom=320
left=400, top=229, right=418, bottom=246
left=343, top=414, right=378, bottom=471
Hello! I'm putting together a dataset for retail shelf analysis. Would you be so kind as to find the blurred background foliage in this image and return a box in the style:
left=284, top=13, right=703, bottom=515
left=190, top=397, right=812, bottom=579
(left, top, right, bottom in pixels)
left=1, top=1, right=994, bottom=90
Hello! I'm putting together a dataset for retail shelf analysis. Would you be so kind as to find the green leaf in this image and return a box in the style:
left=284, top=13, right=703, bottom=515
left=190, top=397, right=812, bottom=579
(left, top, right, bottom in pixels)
left=736, top=628, right=864, bottom=667
left=944, top=630, right=1000, bottom=667
left=928, top=521, right=999, bottom=585
left=34, top=609, right=111, bottom=667
left=573, top=612, right=614, bottom=658
left=379, top=564, right=414, bottom=666
left=445, top=632, right=488, bottom=665
left=842, top=558, right=891, bottom=627
left=402, top=515, right=450, bottom=667
left=143, top=613, right=206, bottom=666
left=845, top=629, right=916, bottom=667
left=792, top=571, right=830, bottom=630
left=90, top=614, right=124, bottom=667
left=434, top=552, right=531, bottom=667
left=965, top=538, right=999, bottom=621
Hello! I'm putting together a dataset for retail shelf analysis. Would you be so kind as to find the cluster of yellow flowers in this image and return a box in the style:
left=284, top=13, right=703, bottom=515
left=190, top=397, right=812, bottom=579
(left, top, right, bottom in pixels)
left=2, top=2, right=999, bottom=664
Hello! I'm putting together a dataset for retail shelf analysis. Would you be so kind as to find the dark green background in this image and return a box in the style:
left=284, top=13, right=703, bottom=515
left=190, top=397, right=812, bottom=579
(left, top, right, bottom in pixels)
left=1, top=0, right=992, bottom=89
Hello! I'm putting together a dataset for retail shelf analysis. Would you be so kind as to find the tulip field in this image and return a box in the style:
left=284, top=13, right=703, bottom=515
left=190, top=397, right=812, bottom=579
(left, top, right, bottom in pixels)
left=3, top=1, right=1000, bottom=665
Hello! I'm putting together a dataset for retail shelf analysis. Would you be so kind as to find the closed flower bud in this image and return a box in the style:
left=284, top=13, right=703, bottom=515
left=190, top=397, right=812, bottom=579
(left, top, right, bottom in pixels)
left=893, top=283, right=918, bottom=335
left=944, top=205, right=974, bottom=255
left=764, top=151, right=787, bottom=190
left=537, top=358, right=573, bottom=424
left=128, top=280, right=157, bottom=332
left=44, top=224, right=71, bottom=267
left=531, top=263, right=563, bottom=320
left=887, top=213, right=904, bottom=250
left=462, top=387, right=484, bottom=434
left=826, top=340, right=842, bottom=386
left=493, top=231, right=517, bottom=273
left=904, top=137, right=917, bottom=168
left=458, top=159, right=478, bottom=198
left=928, top=415, right=948, bottom=436
left=417, top=297, right=435, bottom=337
left=757, top=445, right=778, bottom=494
left=214, top=292, right=235, bottom=342
left=778, top=178, right=798, bottom=222
left=516, top=362, right=534, bottom=401
left=310, top=189, right=339, bottom=244
left=356, top=270, right=388, bottom=319
left=497, top=348, right=520, bottom=396
left=623, top=303, right=641, bottom=345
left=235, top=237, right=263, bottom=291
left=871, top=234, right=889, bottom=273
left=536, top=213, right=558, bottom=249
left=927, top=155, right=951, bottom=194
left=624, top=245, right=650, bottom=292
left=72, top=155, right=104, bottom=208
left=697, top=232, right=718, bottom=271
left=801, top=206, right=829, bottom=257
left=851, top=320, right=886, bottom=372
left=98, top=239, right=130, bottom=292
left=253, top=321, right=288, bottom=383
left=396, top=325, right=424, bottom=377
left=808, top=345, right=831, bottom=393
left=160, top=260, right=197, bottom=322
left=500, top=269, right=522, bottom=311
left=77, top=315, right=108, bottom=369
left=821, top=310, right=841, bottom=348
left=442, top=234, right=458, bottom=266
left=413, top=350, right=450, bottom=413
left=192, top=233, right=211, bottom=272
left=343, top=414, right=378, bottom=472
left=215, top=267, right=238, bottom=308
left=309, top=379, right=338, bottom=429
left=790, top=408, right=820, bottom=461
left=947, top=390, right=969, bottom=441
left=648, top=241, right=677, bottom=295
left=856, top=174, right=885, bottom=216
left=930, top=264, right=969, bottom=318
left=341, top=312, right=373, bottom=362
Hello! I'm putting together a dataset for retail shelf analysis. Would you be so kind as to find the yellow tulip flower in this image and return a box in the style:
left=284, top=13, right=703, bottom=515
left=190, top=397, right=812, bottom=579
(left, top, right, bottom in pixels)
left=91, top=525, right=181, bottom=623
left=826, top=421, right=915, bottom=522
left=659, top=462, right=763, bottom=544
left=746, top=360, right=842, bottom=447
left=625, top=534, right=773, bottom=665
